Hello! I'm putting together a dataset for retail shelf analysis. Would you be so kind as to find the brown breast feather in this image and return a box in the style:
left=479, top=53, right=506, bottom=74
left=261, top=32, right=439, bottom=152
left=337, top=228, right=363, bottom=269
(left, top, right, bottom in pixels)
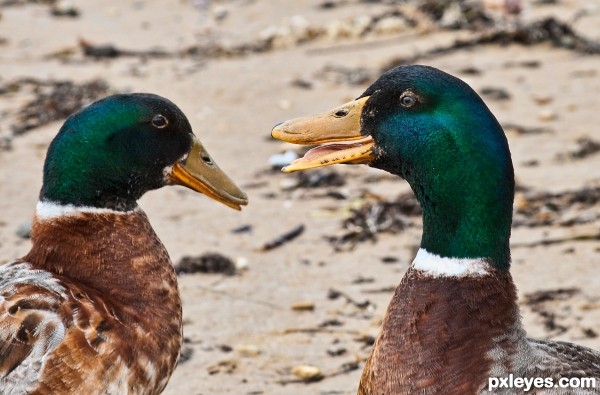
left=0, top=210, right=182, bottom=395
left=358, top=267, right=519, bottom=395
left=358, top=267, right=600, bottom=395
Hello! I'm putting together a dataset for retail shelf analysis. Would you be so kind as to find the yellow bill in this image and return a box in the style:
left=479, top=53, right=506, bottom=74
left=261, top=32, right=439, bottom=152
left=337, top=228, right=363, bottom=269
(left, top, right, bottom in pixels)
left=271, top=96, right=375, bottom=173
left=168, top=135, right=248, bottom=210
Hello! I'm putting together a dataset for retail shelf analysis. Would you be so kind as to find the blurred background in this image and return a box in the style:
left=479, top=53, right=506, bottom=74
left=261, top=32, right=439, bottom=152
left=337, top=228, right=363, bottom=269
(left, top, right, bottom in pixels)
left=0, top=1, right=599, bottom=394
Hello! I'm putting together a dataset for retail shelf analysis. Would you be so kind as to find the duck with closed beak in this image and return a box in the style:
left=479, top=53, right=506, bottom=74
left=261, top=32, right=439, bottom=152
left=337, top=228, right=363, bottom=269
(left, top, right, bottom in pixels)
left=0, top=93, right=248, bottom=394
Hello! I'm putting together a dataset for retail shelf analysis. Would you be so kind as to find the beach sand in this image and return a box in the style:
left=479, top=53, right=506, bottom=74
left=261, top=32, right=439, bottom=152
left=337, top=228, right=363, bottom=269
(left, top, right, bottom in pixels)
left=0, top=1, right=599, bottom=394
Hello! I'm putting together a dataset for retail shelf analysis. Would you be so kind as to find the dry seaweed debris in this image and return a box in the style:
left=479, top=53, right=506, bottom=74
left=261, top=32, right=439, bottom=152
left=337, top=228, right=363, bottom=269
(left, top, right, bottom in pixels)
left=315, top=16, right=600, bottom=88
left=80, top=39, right=172, bottom=59
left=385, top=17, right=600, bottom=70
left=71, top=7, right=409, bottom=63
left=556, top=137, right=600, bottom=161
left=319, top=0, right=494, bottom=30
left=326, top=192, right=421, bottom=250
left=175, top=253, right=236, bottom=275
left=6, top=78, right=111, bottom=135
left=178, top=346, right=194, bottom=364
left=523, top=288, right=581, bottom=337
left=0, top=0, right=56, bottom=5
left=186, top=8, right=412, bottom=59
left=512, top=231, right=600, bottom=248
left=470, top=17, right=600, bottom=53
left=514, top=186, right=600, bottom=227
left=259, top=225, right=305, bottom=251
left=502, top=123, right=553, bottom=136
left=284, top=169, right=347, bottom=190
left=479, top=86, right=511, bottom=101
left=417, top=0, right=494, bottom=30
left=59, top=8, right=599, bottom=68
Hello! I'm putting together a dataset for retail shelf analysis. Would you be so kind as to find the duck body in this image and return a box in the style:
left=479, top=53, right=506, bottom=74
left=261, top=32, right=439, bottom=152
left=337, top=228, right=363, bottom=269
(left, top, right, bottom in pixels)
left=272, top=65, right=600, bottom=394
left=0, top=94, right=248, bottom=394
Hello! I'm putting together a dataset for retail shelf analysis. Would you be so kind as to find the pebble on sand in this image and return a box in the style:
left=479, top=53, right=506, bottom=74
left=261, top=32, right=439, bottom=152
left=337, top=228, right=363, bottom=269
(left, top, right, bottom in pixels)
left=291, top=365, right=323, bottom=380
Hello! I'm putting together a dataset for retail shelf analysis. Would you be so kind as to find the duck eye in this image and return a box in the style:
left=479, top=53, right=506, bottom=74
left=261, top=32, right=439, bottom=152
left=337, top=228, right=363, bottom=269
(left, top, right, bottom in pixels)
left=400, top=94, right=417, bottom=108
left=334, top=109, right=349, bottom=117
left=151, top=114, right=169, bottom=129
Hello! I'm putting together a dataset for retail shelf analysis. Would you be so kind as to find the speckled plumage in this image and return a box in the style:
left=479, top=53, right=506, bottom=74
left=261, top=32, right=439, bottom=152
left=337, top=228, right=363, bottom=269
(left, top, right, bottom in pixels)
left=1, top=209, right=181, bottom=394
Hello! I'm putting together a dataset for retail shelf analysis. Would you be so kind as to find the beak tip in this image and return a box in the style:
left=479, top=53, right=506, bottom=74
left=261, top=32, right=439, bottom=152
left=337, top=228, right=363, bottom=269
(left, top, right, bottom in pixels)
left=239, top=196, right=250, bottom=209
left=227, top=199, right=248, bottom=211
left=272, top=121, right=295, bottom=141
left=271, top=122, right=284, bottom=137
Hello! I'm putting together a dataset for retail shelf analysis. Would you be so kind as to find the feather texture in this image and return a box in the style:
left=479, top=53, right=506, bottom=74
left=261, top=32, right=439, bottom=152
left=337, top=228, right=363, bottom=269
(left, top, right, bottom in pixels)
left=0, top=209, right=182, bottom=395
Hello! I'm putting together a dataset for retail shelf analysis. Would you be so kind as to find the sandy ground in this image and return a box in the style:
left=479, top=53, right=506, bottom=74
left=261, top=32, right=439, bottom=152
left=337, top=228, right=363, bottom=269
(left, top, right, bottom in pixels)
left=0, top=1, right=599, bottom=394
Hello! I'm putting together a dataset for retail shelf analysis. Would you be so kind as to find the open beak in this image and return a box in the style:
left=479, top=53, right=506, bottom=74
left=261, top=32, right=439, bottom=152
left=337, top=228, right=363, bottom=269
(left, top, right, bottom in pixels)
left=168, top=135, right=248, bottom=210
left=271, top=96, right=375, bottom=172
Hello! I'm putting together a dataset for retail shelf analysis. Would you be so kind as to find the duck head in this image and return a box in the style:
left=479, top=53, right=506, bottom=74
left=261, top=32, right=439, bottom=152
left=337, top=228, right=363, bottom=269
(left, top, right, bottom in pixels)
left=41, top=93, right=248, bottom=211
left=272, top=65, right=514, bottom=268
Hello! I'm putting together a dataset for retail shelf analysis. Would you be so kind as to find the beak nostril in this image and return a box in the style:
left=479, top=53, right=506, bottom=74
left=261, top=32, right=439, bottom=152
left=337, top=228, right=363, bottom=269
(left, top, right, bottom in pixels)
left=201, top=155, right=213, bottom=165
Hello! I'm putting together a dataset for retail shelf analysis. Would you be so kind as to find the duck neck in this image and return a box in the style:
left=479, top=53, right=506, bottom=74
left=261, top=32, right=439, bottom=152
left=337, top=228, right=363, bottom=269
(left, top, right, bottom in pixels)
left=23, top=201, right=181, bottom=320
left=410, top=156, right=514, bottom=269
left=40, top=174, right=141, bottom=212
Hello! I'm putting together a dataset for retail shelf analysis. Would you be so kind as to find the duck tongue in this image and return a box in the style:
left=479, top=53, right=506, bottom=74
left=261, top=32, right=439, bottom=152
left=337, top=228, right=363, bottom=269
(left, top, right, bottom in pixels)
left=283, top=136, right=375, bottom=173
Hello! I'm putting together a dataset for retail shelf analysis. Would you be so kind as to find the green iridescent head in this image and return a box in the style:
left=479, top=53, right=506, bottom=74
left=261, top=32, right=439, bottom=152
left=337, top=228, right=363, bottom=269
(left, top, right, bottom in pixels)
left=273, top=65, right=514, bottom=268
left=41, top=93, right=248, bottom=211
